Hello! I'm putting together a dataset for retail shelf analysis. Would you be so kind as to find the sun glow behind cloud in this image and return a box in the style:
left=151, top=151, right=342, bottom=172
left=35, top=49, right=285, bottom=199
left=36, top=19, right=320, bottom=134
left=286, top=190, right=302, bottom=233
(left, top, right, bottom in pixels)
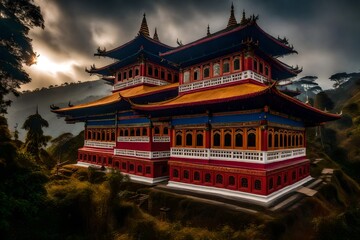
left=33, top=55, right=75, bottom=75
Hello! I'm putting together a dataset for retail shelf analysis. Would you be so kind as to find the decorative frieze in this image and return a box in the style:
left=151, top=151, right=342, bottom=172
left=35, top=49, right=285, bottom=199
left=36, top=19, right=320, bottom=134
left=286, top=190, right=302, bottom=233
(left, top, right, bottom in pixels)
left=84, top=140, right=116, bottom=149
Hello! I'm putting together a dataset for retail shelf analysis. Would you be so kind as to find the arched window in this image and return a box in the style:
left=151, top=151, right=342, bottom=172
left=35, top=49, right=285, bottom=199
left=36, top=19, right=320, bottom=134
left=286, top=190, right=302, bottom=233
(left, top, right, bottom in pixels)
left=241, top=178, right=248, bottom=188
left=277, top=176, right=281, bottom=186
left=183, top=71, right=190, bottom=83
left=118, top=72, right=122, bottom=81
left=268, top=132, right=273, bottom=148
left=205, top=173, right=211, bottom=183
left=288, top=134, right=292, bottom=147
left=167, top=72, right=172, bottom=81
left=216, top=174, right=223, bottom=184
left=203, top=66, right=210, bottom=78
left=235, top=129, right=243, bottom=147
left=123, top=71, right=127, bottom=80
left=129, top=69, right=133, bottom=78
left=92, top=155, right=96, bottom=162
left=259, top=62, right=264, bottom=73
left=224, top=130, right=232, bottom=147
left=130, top=129, right=135, bottom=136
left=292, top=171, right=296, bottom=180
left=137, top=165, right=143, bottom=173
left=102, top=131, right=106, bottom=141
left=265, top=66, right=269, bottom=76
left=135, top=68, right=139, bottom=76
left=213, top=63, right=220, bottom=76
left=142, top=128, right=147, bottom=136
left=247, top=129, right=256, bottom=148
left=193, top=68, right=200, bottom=80
left=129, top=164, right=134, bottom=171
left=222, top=60, right=230, bottom=73
left=92, top=131, right=96, bottom=140
left=292, top=135, right=296, bottom=147
left=255, top=180, right=261, bottom=190
left=173, top=169, right=179, bottom=178
left=299, top=134, right=303, bottom=146
left=279, top=133, right=283, bottom=147
left=154, top=126, right=160, bottom=135
left=115, top=161, right=120, bottom=169
left=183, top=170, right=189, bottom=179
left=186, top=131, right=193, bottom=146
left=136, top=128, right=141, bottom=136
left=97, top=131, right=101, bottom=140
left=274, top=133, right=279, bottom=148
left=124, top=129, right=129, bottom=136
left=111, top=131, right=115, bottom=141
left=87, top=131, right=91, bottom=139
left=176, top=131, right=183, bottom=146
left=163, top=127, right=169, bottom=135
left=229, top=176, right=235, bottom=186
left=196, top=131, right=203, bottom=147
left=154, top=68, right=159, bottom=77
left=161, top=70, right=165, bottom=80
left=233, top=58, right=240, bottom=71
left=284, top=132, right=288, bottom=147
left=213, top=130, right=221, bottom=147
left=296, top=135, right=299, bottom=147
left=108, top=157, right=113, bottom=165
left=253, top=59, right=258, bottom=71
left=148, top=65, right=153, bottom=76
left=194, top=171, right=200, bottom=181
left=269, top=178, right=273, bottom=189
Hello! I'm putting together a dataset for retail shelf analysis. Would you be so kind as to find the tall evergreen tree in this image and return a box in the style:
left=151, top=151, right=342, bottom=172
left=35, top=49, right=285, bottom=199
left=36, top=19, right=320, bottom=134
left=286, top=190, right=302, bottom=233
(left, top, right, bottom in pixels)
left=22, top=107, right=50, bottom=159
left=0, top=0, right=44, bottom=113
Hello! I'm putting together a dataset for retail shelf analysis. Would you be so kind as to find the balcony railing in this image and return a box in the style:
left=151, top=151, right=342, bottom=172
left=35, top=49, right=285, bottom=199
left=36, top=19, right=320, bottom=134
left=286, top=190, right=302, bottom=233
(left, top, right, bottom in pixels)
left=152, top=136, right=171, bottom=142
left=170, top=147, right=306, bottom=164
left=113, top=76, right=169, bottom=91
left=114, top=149, right=170, bottom=159
left=84, top=140, right=116, bottom=149
left=179, top=70, right=268, bottom=93
left=117, top=136, right=150, bottom=142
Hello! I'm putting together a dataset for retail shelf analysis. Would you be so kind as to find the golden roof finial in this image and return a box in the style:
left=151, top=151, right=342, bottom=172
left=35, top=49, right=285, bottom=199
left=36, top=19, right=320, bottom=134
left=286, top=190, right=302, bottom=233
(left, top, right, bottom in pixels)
left=139, top=13, right=150, bottom=37
left=240, top=9, right=247, bottom=25
left=153, top=27, right=159, bottom=41
left=227, top=2, right=237, bottom=28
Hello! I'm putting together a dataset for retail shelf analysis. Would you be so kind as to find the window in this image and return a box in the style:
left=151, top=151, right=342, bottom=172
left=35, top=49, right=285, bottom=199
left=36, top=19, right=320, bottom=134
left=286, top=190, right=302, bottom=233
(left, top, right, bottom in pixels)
left=247, top=129, right=256, bottom=148
left=277, top=176, right=281, bottom=186
left=235, top=129, right=243, bottom=147
left=216, top=174, right=223, bottom=184
left=280, top=133, right=283, bottom=147
left=254, top=180, right=261, bottom=190
left=193, top=68, right=200, bottom=80
left=274, top=133, right=279, bottom=147
left=129, top=69, right=133, bottom=78
left=146, top=166, right=151, bottom=174
left=186, top=131, right=193, bottom=146
left=130, top=129, right=135, bottom=136
left=299, top=168, right=302, bottom=176
left=233, top=58, right=240, bottom=70
left=154, top=68, right=159, bottom=77
left=205, top=173, right=211, bottom=183
left=269, top=178, right=273, bottom=189
left=93, top=155, right=96, bottom=162
left=196, top=131, right=203, bottom=147
left=228, top=176, right=235, bottom=186
left=253, top=59, right=258, bottom=71
left=194, top=171, right=200, bottom=181
left=284, top=133, right=288, bottom=147
left=79, top=154, right=82, bottom=160
left=183, top=170, right=189, bottom=179
left=122, top=162, right=127, bottom=169
left=167, top=72, right=172, bottom=81
left=162, top=165, right=167, bottom=174
left=175, top=74, right=179, bottom=82
left=111, top=131, right=115, bottom=141
left=154, top=126, right=160, bottom=135
left=87, top=131, right=91, bottom=139
left=123, top=71, right=127, bottom=80
left=142, top=128, right=147, bottom=136
left=135, top=68, right=139, bottom=76
left=118, top=72, right=122, bottom=81
left=296, top=135, right=299, bottom=146
left=299, top=135, right=303, bottom=146
left=241, top=178, right=248, bottom=188
left=129, top=164, right=134, bottom=171
left=84, top=154, right=87, bottom=161
left=137, top=165, right=143, bottom=173
left=124, top=129, right=129, bottom=136
left=213, top=130, right=221, bottom=147
left=176, top=131, right=182, bottom=146
left=203, top=66, right=210, bottom=78
left=224, top=130, right=232, bottom=147
left=288, top=135, right=292, bottom=147
left=183, top=71, right=190, bottom=83
left=259, top=62, right=263, bottom=73
left=148, top=65, right=153, bottom=76
left=213, top=63, right=220, bottom=76
left=136, top=128, right=141, bottom=136
left=292, top=171, right=296, bottom=180
left=268, top=133, right=273, bottom=148
left=163, top=127, right=169, bottom=135
left=265, top=66, right=269, bottom=76
left=173, top=169, right=179, bottom=178
left=108, top=157, right=113, bottom=165
left=284, top=174, right=288, bottom=183
left=222, top=60, right=230, bottom=73
left=161, top=70, right=165, bottom=80
left=115, top=161, right=120, bottom=168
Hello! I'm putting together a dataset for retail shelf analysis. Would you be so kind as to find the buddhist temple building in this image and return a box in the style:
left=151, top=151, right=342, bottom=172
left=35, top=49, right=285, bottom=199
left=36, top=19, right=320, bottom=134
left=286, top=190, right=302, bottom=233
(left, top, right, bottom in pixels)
left=52, top=5, right=340, bottom=204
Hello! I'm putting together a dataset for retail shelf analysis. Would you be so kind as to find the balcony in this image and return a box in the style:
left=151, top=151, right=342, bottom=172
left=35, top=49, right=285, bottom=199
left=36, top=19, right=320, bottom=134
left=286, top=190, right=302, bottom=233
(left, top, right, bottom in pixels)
left=170, top=147, right=306, bottom=164
left=84, top=140, right=116, bottom=149
left=114, top=149, right=170, bottom=159
left=117, top=136, right=150, bottom=142
left=179, top=70, right=268, bottom=93
left=152, top=136, right=171, bottom=142
left=113, top=76, right=169, bottom=91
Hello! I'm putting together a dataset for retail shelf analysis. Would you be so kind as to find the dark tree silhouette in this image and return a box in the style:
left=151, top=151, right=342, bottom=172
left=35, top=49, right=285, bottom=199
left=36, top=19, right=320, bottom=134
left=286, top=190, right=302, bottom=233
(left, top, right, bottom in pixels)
left=329, top=72, right=349, bottom=88
left=314, top=91, right=334, bottom=111
left=0, top=0, right=44, bottom=113
left=22, top=108, right=50, bottom=158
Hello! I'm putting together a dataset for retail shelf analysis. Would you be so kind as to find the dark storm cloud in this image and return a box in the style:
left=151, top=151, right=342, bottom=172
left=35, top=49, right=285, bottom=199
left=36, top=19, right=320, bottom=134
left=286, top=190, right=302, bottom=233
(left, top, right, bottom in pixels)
left=25, top=0, right=360, bottom=90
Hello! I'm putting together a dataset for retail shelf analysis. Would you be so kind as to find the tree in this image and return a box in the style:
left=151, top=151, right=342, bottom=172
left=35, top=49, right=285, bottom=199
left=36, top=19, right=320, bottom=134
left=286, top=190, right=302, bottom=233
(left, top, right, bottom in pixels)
left=329, top=72, right=349, bottom=88
left=0, top=0, right=44, bottom=113
left=22, top=108, right=51, bottom=159
left=314, top=91, right=334, bottom=111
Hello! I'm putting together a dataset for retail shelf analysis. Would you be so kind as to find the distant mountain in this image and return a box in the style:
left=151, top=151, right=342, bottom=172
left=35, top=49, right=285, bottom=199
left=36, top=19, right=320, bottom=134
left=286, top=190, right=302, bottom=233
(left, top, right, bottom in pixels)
left=5, top=80, right=112, bottom=141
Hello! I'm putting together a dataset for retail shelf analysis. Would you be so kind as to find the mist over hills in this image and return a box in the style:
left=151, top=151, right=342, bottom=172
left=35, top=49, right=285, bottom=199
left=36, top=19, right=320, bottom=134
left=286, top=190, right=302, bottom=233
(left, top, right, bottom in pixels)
left=5, top=80, right=112, bottom=141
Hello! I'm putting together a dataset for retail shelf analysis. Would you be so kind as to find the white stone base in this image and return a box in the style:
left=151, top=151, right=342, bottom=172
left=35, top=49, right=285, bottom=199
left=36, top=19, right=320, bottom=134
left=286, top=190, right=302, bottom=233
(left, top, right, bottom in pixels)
left=127, top=174, right=169, bottom=184
left=167, top=176, right=312, bottom=206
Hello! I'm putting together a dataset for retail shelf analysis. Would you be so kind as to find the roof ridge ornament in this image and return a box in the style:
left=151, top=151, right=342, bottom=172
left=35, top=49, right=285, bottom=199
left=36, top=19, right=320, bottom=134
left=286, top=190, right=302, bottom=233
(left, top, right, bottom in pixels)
left=139, top=13, right=150, bottom=37
left=207, top=24, right=211, bottom=36
left=227, top=2, right=237, bottom=28
left=153, top=27, right=159, bottom=41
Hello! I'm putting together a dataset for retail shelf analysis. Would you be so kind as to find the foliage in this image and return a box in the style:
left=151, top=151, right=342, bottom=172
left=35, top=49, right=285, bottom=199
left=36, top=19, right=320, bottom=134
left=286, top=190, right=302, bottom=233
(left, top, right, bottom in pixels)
left=48, top=131, right=84, bottom=164
left=329, top=72, right=350, bottom=88
left=22, top=110, right=51, bottom=159
left=315, top=91, right=334, bottom=111
left=0, top=0, right=44, bottom=113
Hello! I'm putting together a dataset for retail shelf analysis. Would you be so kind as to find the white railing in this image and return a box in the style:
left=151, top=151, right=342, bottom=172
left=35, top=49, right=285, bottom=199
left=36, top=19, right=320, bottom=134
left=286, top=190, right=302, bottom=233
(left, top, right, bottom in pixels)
left=117, top=136, right=150, bottom=142
left=170, top=147, right=306, bottom=163
left=114, top=149, right=170, bottom=159
left=179, top=70, right=268, bottom=93
left=84, top=140, right=116, bottom=149
left=113, top=76, right=169, bottom=91
left=153, top=136, right=171, bottom=142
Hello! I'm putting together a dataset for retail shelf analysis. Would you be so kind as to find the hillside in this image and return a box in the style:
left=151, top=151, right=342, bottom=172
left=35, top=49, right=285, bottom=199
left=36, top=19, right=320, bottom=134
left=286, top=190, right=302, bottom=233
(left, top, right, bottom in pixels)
left=5, top=80, right=112, bottom=141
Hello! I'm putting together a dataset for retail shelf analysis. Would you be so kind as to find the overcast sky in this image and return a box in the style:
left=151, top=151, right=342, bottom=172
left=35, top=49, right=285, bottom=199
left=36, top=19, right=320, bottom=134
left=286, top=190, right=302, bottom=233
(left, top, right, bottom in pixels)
left=24, top=0, right=360, bottom=90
